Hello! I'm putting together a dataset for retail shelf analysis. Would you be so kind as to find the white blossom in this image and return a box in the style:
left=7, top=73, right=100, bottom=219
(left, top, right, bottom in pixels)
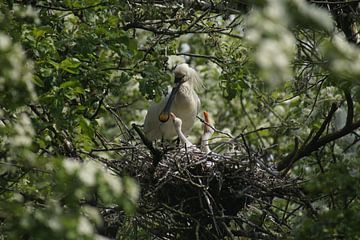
left=0, top=33, right=11, bottom=51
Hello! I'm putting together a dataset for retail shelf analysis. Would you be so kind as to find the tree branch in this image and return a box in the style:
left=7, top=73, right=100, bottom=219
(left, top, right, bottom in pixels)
left=35, top=2, right=107, bottom=11
left=132, top=123, right=163, bottom=173
left=310, top=103, right=338, bottom=144
left=278, top=102, right=336, bottom=172
left=344, top=89, right=353, bottom=127
left=130, top=0, right=248, bottom=14
left=278, top=90, right=359, bottom=172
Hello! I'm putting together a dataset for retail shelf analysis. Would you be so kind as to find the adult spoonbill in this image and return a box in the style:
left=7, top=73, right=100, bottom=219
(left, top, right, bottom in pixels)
left=143, top=63, right=202, bottom=141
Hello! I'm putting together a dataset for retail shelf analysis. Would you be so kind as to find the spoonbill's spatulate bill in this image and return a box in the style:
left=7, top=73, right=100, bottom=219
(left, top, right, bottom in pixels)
left=144, top=63, right=202, bottom=141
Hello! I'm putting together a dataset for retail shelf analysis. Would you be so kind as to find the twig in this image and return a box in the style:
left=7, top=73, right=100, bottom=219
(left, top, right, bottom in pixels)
left=87, top=89, right=108, bottom=120
left=35, top=2, right=106, bottom=11
left=132, top=123, right=163, bottom=173
left=197, top=115, right=233, bottom=138
left=278, top=90, right=360, bottom=172
left=344, top=88, right=353, bottom=127
left=278, top=103, right=338, bottom=172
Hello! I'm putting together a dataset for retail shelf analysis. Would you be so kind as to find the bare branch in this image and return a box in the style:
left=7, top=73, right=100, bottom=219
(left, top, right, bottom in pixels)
left=311, top=103, right=338, bottom=144
left=132, top=123, right=163, bottom=173
left=278, top=103, right=338, bottom=172
left=278, top=89, right=360, bottom=172
left=344, top=89, right=354, bottom=127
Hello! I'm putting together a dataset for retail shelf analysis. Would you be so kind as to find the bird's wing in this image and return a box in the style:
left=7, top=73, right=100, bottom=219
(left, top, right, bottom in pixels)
left=196, top=94, right=201, bottom=114
left=143, top=99, right=166, bottom=140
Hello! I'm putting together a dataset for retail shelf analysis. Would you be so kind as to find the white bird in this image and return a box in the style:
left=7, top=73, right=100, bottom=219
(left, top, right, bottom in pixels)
left=201, top=111, right=215, bottom=154
left=169, top=112, right=195, bottom=149
left=170, top=112, right=215, bottom=168
left=170, top=111, right=214, bottom=153
left=143, top=63, right=202, bottom=141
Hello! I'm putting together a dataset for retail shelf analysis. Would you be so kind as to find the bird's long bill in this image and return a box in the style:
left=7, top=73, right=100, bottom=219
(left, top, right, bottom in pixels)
left=159, top=82, right=182, bottom=122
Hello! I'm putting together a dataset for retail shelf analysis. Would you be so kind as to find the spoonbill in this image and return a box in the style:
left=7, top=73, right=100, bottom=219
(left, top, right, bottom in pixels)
left=143, top=63, right=202, bottom=141
left=170, top=112, right=215, bottom=168
left=201, top=111, right=215, bottom=154
left=169, top=111, right=214, bottom=152
left=169, top=112, right=195, bottom=149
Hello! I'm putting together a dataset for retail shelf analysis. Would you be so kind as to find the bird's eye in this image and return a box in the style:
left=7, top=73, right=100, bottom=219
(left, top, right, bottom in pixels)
left=175, top=75, right=185, bottom=83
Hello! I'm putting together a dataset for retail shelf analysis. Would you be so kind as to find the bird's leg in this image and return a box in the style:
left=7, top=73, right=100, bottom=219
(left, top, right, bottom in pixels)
left=161, top=136, right=165, bottom=151
left=174, top=137, right=180, bottom=147
left=161, top=137, right=171, bottom=152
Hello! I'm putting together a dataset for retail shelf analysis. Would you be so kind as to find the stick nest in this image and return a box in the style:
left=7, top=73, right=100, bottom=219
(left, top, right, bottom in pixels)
left=101, top=140, right=304, bottom=240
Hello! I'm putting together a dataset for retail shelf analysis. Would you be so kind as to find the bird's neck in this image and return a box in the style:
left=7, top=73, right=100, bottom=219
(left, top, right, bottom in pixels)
left=175, top=84, right=195, bottom=104
left=201, top=132, right=212, bottom=154
left=175, top=125, right=193, bottom=148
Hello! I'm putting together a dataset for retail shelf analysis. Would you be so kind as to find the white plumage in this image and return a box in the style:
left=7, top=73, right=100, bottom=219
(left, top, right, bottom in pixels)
left=170, top=112, right=215, bottom=168
left=169, top=112, right=194, bottom=148
left=143, top=63, right=202, bottom=141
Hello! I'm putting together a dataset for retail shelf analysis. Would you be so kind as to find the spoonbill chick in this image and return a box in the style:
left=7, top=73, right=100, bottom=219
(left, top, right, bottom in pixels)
left=169, top=112, right=194, bottom=148
left=171, top=112, right=215, bottom=168
left=201, top=111, right=215, bottom=154
left=144, top=63, right=202, bottom=141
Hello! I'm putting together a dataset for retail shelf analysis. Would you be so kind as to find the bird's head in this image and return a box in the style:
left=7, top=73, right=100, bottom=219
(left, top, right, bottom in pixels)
left=203, top=111, right=214, bottom=134
left=169, top=112, right=182, bottom=129
left=173, top=63, right=202, bottom=90
left=173, top=63, right=188, bottom=84
left=159, top=63, right=201, bottom=123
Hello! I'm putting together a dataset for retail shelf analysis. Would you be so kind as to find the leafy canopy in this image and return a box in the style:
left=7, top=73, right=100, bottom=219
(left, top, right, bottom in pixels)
left=1, top=0, right=360, bottom=239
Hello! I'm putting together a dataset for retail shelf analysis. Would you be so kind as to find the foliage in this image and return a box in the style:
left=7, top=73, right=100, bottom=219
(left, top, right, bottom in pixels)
left=0, top=2, right=138, bottom=240
left=1, top=0, right=360, bottom=239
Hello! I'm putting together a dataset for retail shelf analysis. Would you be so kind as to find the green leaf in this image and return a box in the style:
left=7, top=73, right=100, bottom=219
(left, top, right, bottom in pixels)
left=33, top=75, right=44, bottom=87
left=120, top=72, right=131, bottom=83
left=48, top=59, right=59, bottom=70
left=78, top=116, right=94, bottom=137
left=85, top=0, right=101, bottom=5
left=59, top=58, right=81, bottom=74
left=32, top=28, right=46, bottom=39
left=59, top=80, right=80, bottom=89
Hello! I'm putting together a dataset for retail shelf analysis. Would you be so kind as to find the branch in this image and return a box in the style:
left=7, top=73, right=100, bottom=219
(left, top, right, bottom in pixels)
left=310, top=0, right=360, bottom=6
left=197, top=115, right=233, bottom=138
left=344, top=89, right=353, bottom=127
left=132, top=124, right=163, bottom=173
left=310, top=103, right=338, bottom=144
left=277, top=121, right=360, bottom=173
left=175, top=52, right=224, bottom=64
left=122, top=21, right=232, bottom=36
left=105, top=105, right=134, bottom=140
left=315, top=120, right=360, bottom=150
left=325, top=0, right=360, bottom=44
left=277, top=87, right=360, bottom=172
left=277, top=103, right=337, bottom=172
left=35, top=2, right=106, bottom=11
left=86, top=89, right=108, bottom=120
left=131, top=0, right=248, bottom=14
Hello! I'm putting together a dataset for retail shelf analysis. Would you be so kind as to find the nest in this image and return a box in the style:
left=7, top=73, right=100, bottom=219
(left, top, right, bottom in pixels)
left=100, top=139, right=304, bottom=240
